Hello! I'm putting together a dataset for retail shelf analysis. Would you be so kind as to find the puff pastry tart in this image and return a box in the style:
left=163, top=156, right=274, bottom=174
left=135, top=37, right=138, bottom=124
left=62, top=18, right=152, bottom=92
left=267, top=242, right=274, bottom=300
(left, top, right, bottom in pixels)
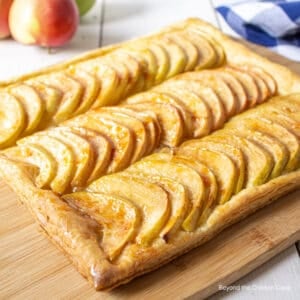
left=1, top=18, right=300, bottom=291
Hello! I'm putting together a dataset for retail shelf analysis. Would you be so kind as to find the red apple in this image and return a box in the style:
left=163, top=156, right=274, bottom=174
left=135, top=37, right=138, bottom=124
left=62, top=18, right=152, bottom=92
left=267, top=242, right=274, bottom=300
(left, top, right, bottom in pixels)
left=0, top=0, right=13, bottom=39
left=9, top=0, right=79, bottom=47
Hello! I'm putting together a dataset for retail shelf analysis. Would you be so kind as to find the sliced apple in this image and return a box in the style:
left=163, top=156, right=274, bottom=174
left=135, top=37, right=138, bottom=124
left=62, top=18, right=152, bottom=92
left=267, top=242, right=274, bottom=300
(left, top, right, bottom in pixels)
left=68, top=126, right=112, bottom=184
left=227, top=117, right=300, bottom=172
left=168, top=154, right=218, bottom=226
left=226, top=67, right=259, bottom=108
left=0, top=91, right=25, bottom=149
left=63, top=191, right=140, bottom=260
left=126, top=153, right=205, bottom=231
left=88, top=174, right=170, bottom=245
left=99, top=51, right=136, bottom=101
left=18, top=134, right=75, bottom=194
left=166, top=79, right=226, bottom=130
left=149, top=42, right=170, bottom=84
left=36, top=72, right=83, bottom=123
left=123, top=101, right=183, bottom=147
left=166, top=32, right=199, bottom=71
left=153, top=85, right=213, bottom=138
left=181, top=71, right=237, bottom=117
left=248, top=70, right=269, bottom=103
left=47, top=127, right=94, bottom=188
left=214, top=70, right=247, bottom=112
left=102, top=106, right=161, bottom=155
left=182, top=139, right=245, bottom=194
left=66, top=68, right=100, bottom=115
left=9, top=84, right=45, bottom=135
left=238, top=129, right=289, bottom=179
left=177, top=146, right=236, bottom=204
left=124, top=42, right=158, bottom=89
left=160, top=37, right=187, bottom=78
left=123, top=172, right=188, bottom=241
left=125, top=91, right=194, bottom=140
left=26, top=81, right=62, bottom=125
left=4, top=143, right=57, bottom=189
left=77, top=58, right=119, bottom=107
left=184, top=31, right=217, bottom=69
left=209, top=130, right=274, bottom=188
left=250, top=67, right=277, bottom=96
left=65, top=113, right=134, bottom=173
left=190, top=30, right=225, bottom=67
left=95, top=107, right=148, bottom=163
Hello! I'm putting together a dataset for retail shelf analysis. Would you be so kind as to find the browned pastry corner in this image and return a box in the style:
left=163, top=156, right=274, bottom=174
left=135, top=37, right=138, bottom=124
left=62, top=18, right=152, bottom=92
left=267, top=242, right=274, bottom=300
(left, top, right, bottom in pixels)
left=0, top=18, right=300, bottom=291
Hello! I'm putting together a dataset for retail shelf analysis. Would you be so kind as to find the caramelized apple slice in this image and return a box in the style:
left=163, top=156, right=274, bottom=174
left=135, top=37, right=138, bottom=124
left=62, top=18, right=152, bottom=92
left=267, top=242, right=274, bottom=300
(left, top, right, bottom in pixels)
left=207, top=131, right=274, bottom=187
left=100, top=106, right=161, bottom=155
left=36, top=72, right=83, bottom=123
left=181, top=71, right=237, bottom=117
left=160, top=37, right=187, bottom=78
left=48, top=127, right=94, bottom=188
left=237, top=130, right=289, bottom=179
left=68, top=127, right=112, bottom=184
left=125, top=91, right=194, bottom=139
left=181, top=140, right=245, bottom=194
left=166, top=32, right=199, bottom=71
left=166, top=79, right=226, bottom=130
left=4, top=144, right=57, bottom=188
left=123, top=44, right=158, bottom=89
left=99, top=52, right=134, bottom=100
left=170, top=154, right=218, bottom=225
left=66, top=68, right=100, bottom=115
left=88, top=174, right=170, bottom=245
left=153, top=85, right=213, bottom=138
left=18, top=134, right=74, bottom=194
left=77, top=58, right=119, bottom=107
left=177, top=146, right=236, bottom=204
left=185, top=31, right=217, bottom=69
left=149, top=42, right=170, bottom=84
left=126, top=153, right=205, bottom=231
left=123, top=101, right=183, bottom=147
left=250, top=67, right=277, bottom=96
left=226, top=67, right=259, bottom=108
left=26, top=81, right=61, bottom=124
left=248, top=70, right=269, bottom=103
left=63, top=191, right=140, bottom=260
left=9, top=84, right=45, bottom=135
left=96, top=108, right=148, bottom=163
left=123, top=172, right=188, bottom=241
left=227, top=117, right=300, bottom=171
left=214, top=70, right=247, bottom=112
left=0, top=92, right=25, bottom=149
left=189, top=29, right=225, bottom=67
left=65, top=113, right=134, bottom=173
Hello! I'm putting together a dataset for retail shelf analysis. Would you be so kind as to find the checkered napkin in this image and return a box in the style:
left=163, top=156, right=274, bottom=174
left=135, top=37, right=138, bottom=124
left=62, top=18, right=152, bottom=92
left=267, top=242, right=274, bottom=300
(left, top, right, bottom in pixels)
left=215, top=0, right=300, bottom=61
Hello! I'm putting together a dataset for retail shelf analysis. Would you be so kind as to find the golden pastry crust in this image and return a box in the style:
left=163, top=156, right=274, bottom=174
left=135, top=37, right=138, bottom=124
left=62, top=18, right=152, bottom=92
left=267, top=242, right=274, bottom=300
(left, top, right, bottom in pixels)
left=1, top=18, right=300, bottom=291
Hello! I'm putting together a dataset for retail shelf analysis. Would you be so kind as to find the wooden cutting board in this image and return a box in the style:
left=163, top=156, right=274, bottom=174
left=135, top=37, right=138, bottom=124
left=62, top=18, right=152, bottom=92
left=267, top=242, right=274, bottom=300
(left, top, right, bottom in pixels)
left=1, top=43, right=300, bottom=300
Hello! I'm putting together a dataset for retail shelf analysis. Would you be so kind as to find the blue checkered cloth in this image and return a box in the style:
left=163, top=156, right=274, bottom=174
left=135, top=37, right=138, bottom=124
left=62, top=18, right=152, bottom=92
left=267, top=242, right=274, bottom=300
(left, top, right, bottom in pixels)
left=216, top=0, right=300, bottom=61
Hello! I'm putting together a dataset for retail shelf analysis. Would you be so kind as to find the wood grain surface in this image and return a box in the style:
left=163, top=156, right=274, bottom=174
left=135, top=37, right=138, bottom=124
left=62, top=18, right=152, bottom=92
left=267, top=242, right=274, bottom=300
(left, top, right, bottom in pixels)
left=1, top=29, right=300, bottom=300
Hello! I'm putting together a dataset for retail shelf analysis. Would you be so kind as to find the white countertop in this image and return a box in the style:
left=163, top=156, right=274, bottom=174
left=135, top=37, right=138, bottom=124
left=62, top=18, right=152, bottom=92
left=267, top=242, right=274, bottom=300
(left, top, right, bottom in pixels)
left=0, top=0, right=299, bottom=299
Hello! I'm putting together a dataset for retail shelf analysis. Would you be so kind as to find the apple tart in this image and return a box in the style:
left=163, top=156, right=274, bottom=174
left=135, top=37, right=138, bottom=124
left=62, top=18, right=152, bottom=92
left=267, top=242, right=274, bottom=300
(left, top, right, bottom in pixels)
left=1, top=19, right=300, bottom=291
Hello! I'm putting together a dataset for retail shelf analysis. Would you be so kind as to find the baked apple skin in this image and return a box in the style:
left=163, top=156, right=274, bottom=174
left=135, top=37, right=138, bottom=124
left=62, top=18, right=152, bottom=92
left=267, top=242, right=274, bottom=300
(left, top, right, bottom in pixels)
left=0, top=0, right=13, bottom=39
left=9, top=0, right=79, bottom=47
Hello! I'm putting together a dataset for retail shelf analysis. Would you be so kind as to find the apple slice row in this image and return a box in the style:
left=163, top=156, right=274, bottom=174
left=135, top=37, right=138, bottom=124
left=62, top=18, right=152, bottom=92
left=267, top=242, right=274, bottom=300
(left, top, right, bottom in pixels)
left=3, top=105, right=161, bottom=194
left=123, top=65, right=277, bottom=145
left=68, top=94, right=300, bottom=261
